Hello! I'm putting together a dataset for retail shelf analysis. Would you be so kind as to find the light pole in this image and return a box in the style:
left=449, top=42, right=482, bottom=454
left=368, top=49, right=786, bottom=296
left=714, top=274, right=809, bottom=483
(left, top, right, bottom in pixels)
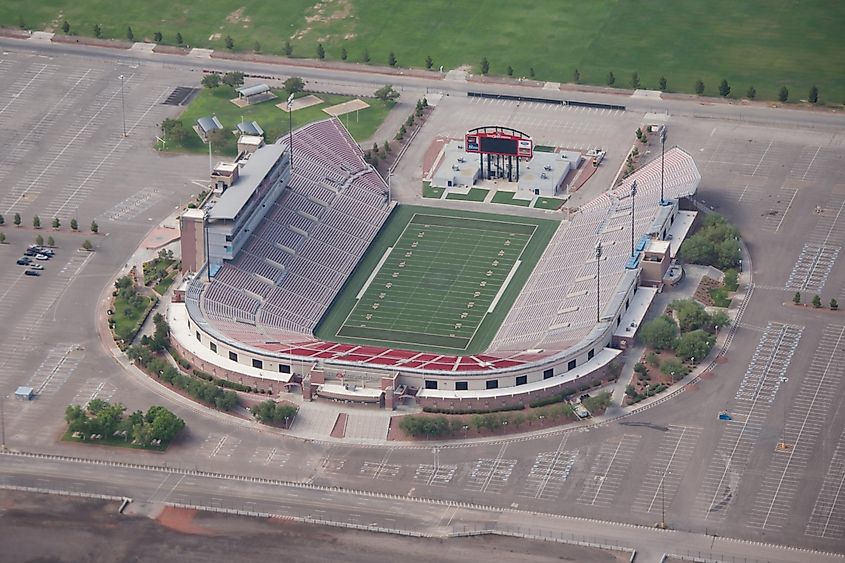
left=119, top=74, right=127, bottom=137
left=660, top=128, right=667, bottom=204
left=0, top=393, right=6, bottom=451
left=630, top=180, right=638, bottom=257
left=287, top=93, right=295, bottom=169
left=595, top=241, right=603, bottom=322
left=658, top=468, right=670, bottom=529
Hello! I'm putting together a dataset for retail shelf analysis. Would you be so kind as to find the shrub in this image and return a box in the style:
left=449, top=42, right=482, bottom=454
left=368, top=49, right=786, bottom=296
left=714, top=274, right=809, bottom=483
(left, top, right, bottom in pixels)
left=646, top=352, right=659, bottom=367
left=634, top=363, right=648, bottom=375
left=582, top=391, right=611, bottom=413
left=812, top=294, right=822, bottom=308
left=723, top=269, right=739, bottom=291
left=660, top=358, right=689, bottom=380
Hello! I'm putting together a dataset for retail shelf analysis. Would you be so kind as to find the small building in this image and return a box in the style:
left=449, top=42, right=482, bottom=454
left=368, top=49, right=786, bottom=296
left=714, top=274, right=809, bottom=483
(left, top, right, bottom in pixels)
left=639, top=239, right=672, bottom=287
left=237, top=135, right=265, bottom=154
left=196, top=116, right=223, bottom=141
left=14, top=386, right=34, bottom=400
left=211, top=161, right=239, bottom=191
left=236, top=84, right=273, bottom=105
left=236, top=120, right=264, bottom=137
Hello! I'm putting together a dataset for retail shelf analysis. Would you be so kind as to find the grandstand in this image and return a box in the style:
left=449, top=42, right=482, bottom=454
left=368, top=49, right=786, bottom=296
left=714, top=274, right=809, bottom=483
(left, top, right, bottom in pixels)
left=171, top=118, right=701, bottom=410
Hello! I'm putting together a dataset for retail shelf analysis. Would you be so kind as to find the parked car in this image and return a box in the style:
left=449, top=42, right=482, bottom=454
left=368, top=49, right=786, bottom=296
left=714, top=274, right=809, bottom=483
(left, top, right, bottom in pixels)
left=29, top=264, right=44, bottom=270
left=35, top=254, right=49, bottom=261
left=24, top=270, right=41, bottom=277
left=16, top=257, right=32, bottom=265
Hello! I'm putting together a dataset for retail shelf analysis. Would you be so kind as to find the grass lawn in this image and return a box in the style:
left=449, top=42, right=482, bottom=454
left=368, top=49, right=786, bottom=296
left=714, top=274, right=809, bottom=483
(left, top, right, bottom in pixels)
left=533, top=197, right=565, bottom=210
left=62, top=430, right=167, bottom=451
left=445, top=188, right=488, bottom=202
left=314, top=205, right=558, bottom=354
left=143, top=257, right=174, bottom=285
left=491, top=191, right=530, bottom=207
left=153, top=271, right=177, bottom=295
left=112, top=293, right=155, bottom=342
left=165, top=86, right=393, bottom=157
left=422, top=181, right=445, bottom=199
left=5, top=2, right=844, bottom=102
left=709, top=286, right=732, bottom=308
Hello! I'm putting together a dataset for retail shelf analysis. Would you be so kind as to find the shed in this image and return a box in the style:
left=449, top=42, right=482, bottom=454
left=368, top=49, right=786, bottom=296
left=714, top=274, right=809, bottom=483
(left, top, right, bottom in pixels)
left=236, top=84, right=270, bottom=100
left=196, top=116, right=223, bottom=139
left=14, top=386, right=34, bottom=400
left=236, top=120, right=265, bottom=137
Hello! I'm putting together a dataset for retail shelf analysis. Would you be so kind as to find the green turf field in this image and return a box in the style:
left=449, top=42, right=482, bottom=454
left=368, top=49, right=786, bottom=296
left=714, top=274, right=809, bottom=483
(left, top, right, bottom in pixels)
left=4, top=1, right=844, bottom=102
left=314, top=205, right=558, bottom=355
left=163, top=87, right=391, bottom=157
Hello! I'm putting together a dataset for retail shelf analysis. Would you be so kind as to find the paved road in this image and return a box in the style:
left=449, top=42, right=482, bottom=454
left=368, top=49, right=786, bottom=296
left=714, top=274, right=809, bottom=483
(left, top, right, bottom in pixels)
left=1, top=451, right=840, bottom=563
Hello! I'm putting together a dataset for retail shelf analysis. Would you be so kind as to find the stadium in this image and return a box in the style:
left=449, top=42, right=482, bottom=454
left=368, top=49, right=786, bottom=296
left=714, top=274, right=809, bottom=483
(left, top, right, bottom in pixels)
left=169, top=117, right=701, bottom=411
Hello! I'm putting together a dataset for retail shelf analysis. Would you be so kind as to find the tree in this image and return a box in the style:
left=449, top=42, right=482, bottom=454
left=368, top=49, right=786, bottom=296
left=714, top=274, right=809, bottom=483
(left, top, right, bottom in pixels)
left=363, top=48, right=370, bottom=62
left=146, top=406, right=185, bottom=443
left=91, top=220, right=99, bottom=233
left=0, top=232, right=5, bottom=244
left=47, top=235, right=55, bottom=247
left=93, top=24, right=102, bottom=38
left=316, top=43, right=325, bottom=60
left=812, top=294, right=822, bottom=308
left=14, top=213, right=21, bottom=226
left=425, top=55, right=432, bottom=69
left=573, top=68, right=580, bottom=83
left=716, top=238, right=741, bottom=269
left=82, top=239, right=93, bottom=251
left=793, top=291, right=801, bottom=304
left=680, top=236, right=717, bottom=265
left=52, top=217, right=60, bottom=229
left=35, top=234, right=44, bottom=246
left=506, top=65, right=513, bottom=77
left=719, top=79, right=731, bottom=97
left=660, top=358, right=688, bottom=381
left=341, top=47, right=348, bottom=61
left=253, top=40, right=261, bottom=53
left=658, top=76, right=667, bottom=91
left=831, top=298, right=839, bottom=311
left=395, top=124, right=406, bottom=140
left=778, top=85, right=789, bottom=102
left=388, top=51, right=397, bottom=67
left=284, top=40, right=293, bottom=56
left=639, top=316, right=678, bottom=351
left=723, top=269, right=739, bottom=291
left=161, top=118, right=186, bottom=144
left=630, top=72, right=640, bottom=89
left=673, top=299, right=711, bottom=332
left=221, top=71, right=244, bottom=88
left=809, top=85, right=819, bottom=104
left=480, top=57, right=489, bottom=75
left=373, top=84, right=400, bottom=103
left=529, top=67, right=535, bottom=78
left=33, top=215, right=40, bottom=229
left=126, top=26, right=134, bottom=42
left=372, top=142, right=379, bottom=155
left=154, top=31, right=162, bottom=42
left=201, top=74, right=221, bottom=89
left=176, top=32, right=183, bottom=45
left=224, top=35, right=234, bottom=50
left=746, top=86, right=756, bottom=99
left=62, top=20, right=70, bottom=33
left=0, top=214, right=4, bottom=225
left=606, top=71, right=615, bottom=86
left=383, top=141, right=390, bottom=154
left=279, top=77, right=304, bottom=97
left=676, top=330, right=715, bottom=362
left=694, top=79, right=705, bottom=95
left=710, top=310, right=731, bottom=331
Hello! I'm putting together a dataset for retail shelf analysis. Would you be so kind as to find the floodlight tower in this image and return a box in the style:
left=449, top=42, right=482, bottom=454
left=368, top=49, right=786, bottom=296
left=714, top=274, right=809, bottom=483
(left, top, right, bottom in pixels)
left=595, top=241, right=603, bottom=322
left=287, top=93, right=295, bottom=169
left=630, top=180, right=638, bottom=257
left=660, top=128, right=667, bottom=204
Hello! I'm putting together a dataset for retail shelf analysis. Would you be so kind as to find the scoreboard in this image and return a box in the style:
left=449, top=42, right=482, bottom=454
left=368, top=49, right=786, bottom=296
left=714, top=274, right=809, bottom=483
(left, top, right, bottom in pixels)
left=465, top=131, right=533, bottom=159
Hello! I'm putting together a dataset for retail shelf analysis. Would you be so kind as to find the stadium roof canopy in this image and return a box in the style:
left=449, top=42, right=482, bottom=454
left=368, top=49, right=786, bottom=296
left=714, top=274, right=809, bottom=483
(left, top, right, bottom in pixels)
left=208, top=144, right=286, bottom=220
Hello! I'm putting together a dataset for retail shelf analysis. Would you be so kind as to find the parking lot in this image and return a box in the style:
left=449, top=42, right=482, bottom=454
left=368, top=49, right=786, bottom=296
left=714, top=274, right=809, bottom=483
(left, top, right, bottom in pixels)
left=0, top=39, right=844, bottom=557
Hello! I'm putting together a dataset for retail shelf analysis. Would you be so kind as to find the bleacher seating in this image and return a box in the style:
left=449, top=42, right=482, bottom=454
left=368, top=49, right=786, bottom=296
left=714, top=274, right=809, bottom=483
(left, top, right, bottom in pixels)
left=200, top=118, right=393, bottom=337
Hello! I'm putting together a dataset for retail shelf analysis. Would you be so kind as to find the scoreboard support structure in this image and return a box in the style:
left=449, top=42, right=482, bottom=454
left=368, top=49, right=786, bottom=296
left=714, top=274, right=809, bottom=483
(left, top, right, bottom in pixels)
left=465, top=126, right=533, bottom=183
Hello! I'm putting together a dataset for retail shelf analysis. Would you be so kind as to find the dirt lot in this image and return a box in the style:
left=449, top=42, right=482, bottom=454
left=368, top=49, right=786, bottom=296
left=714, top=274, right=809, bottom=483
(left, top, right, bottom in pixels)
left=0, top=490, right=626, bottom=563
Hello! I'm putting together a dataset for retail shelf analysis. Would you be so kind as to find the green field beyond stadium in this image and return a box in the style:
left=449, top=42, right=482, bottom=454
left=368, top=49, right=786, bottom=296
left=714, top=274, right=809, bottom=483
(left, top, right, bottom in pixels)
left=314, top=206, right=558, bottom=355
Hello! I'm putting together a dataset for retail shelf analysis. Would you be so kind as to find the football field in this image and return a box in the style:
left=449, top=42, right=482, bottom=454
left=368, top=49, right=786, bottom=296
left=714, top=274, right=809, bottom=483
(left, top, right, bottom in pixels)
left=315, top=206, right=558, bottom=355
